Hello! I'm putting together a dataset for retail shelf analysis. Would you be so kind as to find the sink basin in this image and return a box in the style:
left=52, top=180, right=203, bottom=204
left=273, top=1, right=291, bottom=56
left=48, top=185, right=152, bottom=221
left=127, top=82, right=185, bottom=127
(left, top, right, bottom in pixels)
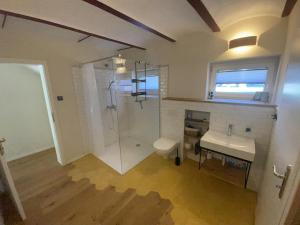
left=200, top=130, right=255, bottom=162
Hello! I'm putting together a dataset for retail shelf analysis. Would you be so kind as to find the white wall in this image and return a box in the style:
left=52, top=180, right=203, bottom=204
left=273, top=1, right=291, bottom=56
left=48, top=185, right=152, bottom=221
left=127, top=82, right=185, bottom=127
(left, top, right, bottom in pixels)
left=0, top=64, right=53, bottom=161
left=127, top=97, right=159, bottom=144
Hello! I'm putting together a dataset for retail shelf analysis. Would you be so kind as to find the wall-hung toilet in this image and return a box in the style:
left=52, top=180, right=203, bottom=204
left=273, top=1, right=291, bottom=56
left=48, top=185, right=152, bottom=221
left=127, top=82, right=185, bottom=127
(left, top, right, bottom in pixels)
left=153, top=138, right=180, bottom=165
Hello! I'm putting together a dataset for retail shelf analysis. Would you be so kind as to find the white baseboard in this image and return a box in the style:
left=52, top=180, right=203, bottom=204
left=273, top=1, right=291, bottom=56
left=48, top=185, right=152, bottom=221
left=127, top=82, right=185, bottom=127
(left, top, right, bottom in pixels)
left=62, top=152, right=90, bottom=165
left=7, top=146, right=55, bottom=162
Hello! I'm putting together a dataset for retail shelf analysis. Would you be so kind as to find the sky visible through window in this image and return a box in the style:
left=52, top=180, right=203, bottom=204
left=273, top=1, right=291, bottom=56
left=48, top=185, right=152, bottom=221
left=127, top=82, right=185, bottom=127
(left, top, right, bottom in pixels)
left=118, top=75, right=159, bottom=93
left=215, top=69, right=268, bottom=93
left=138, top=76, right=159, bottom=90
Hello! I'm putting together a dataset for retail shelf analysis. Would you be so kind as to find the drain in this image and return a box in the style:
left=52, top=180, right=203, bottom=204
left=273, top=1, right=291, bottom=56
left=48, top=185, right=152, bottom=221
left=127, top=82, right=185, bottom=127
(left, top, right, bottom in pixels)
left=136, top=144, right=141, bottom=147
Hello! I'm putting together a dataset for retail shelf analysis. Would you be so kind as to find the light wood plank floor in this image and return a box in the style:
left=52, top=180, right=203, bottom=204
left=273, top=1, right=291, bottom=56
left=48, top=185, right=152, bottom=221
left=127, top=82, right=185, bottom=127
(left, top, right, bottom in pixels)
left=8, top=149, right=173, bottom=225
left=8, top=149, right=256, bottom=225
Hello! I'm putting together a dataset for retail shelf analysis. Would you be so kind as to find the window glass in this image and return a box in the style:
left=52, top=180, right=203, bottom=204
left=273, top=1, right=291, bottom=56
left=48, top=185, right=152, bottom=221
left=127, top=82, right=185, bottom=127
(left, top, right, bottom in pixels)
left=118, top=75, right=159, bottom=95
left=138, top=76, right=159, bottom=90
left=215, top=69, right=268, bottom=93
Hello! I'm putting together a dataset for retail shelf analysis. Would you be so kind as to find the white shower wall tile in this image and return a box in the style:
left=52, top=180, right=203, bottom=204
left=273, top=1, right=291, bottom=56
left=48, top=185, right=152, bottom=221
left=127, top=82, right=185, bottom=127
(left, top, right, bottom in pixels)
left=72, top=67, right=92, bottom=153
left=160, top=100, right=276, bottom=191
left=159, top=66, right=169, bottom=99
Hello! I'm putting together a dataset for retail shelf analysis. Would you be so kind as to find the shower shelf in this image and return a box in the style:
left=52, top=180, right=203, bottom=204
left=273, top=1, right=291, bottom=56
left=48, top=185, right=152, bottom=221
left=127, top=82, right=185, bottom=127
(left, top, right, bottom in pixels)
left=131, top=79, right=146, bottom=83
left=131, top=91, right=147, bottom=97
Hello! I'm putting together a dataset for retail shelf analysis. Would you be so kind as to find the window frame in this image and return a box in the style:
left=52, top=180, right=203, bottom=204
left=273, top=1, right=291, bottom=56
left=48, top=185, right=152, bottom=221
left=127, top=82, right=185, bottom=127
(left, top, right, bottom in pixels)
left=208, top=57, right=279, bottom=101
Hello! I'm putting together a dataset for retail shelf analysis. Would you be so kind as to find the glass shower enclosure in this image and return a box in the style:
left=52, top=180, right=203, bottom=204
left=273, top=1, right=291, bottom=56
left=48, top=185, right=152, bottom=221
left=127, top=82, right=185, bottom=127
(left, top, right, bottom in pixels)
left=77, top=55, right=160, bottom=174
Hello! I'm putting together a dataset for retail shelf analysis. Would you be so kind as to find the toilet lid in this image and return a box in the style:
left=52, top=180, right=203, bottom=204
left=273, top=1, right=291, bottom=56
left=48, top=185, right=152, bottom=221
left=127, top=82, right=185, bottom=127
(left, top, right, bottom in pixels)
left=153, top=138, right=177, bottom=151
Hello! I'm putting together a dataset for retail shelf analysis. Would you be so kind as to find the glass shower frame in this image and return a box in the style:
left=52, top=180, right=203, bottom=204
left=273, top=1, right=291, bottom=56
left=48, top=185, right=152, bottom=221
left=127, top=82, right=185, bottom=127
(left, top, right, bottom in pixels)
left=93, top=56, right=160, bottom=174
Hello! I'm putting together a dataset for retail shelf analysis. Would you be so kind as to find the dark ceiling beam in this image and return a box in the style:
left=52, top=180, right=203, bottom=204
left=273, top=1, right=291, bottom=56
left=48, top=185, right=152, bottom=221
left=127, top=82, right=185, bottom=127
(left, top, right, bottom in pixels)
left=78, top=35, right=91, bottom=43
left=282, top=0, right=298, bottom=17
left=187, top=0, right=220, bottom=32
left=0, top=9, right=146, bottom=50
left=117, top=46, right=134, bottom=51
left=1, top=13, right=7, bottom=29
left=82, top=0, right=176, bottom=42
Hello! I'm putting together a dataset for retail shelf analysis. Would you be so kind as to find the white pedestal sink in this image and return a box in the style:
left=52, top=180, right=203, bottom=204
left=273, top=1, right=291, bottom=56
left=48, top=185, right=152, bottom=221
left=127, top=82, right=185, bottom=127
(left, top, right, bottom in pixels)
left=200, top=130, right=255, bottom=162
left=199, top=130, right=256, bottom=188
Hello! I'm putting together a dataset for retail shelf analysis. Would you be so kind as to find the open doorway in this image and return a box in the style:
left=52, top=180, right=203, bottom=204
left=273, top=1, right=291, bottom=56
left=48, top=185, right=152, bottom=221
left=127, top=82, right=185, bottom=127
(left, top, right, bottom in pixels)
left=0, top=61, right=62, bottom=222
left=0, top=62, right=61, bottom=163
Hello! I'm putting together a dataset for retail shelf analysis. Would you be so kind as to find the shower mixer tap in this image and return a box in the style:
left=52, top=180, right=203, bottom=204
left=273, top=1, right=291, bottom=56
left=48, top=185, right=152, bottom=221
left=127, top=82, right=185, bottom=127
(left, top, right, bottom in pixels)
left=106, top=80, right=116, bottom=110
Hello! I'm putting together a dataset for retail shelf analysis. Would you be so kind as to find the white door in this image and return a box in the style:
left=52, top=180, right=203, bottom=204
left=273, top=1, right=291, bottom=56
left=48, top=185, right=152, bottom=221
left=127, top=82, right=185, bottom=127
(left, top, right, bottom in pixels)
left=0, top=138, right=26, bottom=220
left=255, top=4, right=300, bottom=225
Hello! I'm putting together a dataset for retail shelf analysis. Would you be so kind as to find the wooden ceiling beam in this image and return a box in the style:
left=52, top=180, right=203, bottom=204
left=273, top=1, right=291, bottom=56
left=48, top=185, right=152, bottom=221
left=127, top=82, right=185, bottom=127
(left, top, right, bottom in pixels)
left=282, top=0, right=298, bottom=17
left=0, top=9, right=146, bottom=50
left=82, top=0, right=176, bottom=42
left=187, top=0, right=220, bottom=32
left=1, top=13, right=7, bottom=29
left=78, top=35, right=91, bottom=43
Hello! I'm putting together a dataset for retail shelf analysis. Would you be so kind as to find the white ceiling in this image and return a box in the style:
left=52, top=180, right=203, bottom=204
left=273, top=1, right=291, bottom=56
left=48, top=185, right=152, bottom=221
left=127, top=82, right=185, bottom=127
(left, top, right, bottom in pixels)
left=98, top=0, right=287, bottom=35
left=0, top=0, right=163, bottom=48
left=0, top=0, right=288, bottom=47
left=202, top=0, right=287, bottom=29
left=99, top=0, right=210, bottom=37
left=0, top=15, right=126, bottom=62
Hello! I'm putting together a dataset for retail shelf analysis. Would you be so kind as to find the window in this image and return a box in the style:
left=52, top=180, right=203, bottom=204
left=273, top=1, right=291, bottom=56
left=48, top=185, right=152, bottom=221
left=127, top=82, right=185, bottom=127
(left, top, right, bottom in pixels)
left=209, top=57, right=279, bottom=101
left=117, top=71, right=159, bottom=96
left=215, top=69, right=268, bottom=93
left=138, top=76, right=159, bottom=90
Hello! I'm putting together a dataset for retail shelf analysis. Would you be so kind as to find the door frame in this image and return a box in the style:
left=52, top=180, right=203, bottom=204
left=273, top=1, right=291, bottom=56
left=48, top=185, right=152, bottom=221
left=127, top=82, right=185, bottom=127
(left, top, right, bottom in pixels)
left=0, top=58, right=64, bottom=164
left=0, top=153, right=26, bottom=220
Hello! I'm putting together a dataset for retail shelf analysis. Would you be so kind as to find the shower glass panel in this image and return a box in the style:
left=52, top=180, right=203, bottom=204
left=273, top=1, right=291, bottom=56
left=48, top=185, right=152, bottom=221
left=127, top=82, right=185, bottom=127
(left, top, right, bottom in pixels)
left=93, top=57, right=159, bottom=174
left=94, top=60, right=122, bottom=173
left=116, top=60, right=160, bottom=173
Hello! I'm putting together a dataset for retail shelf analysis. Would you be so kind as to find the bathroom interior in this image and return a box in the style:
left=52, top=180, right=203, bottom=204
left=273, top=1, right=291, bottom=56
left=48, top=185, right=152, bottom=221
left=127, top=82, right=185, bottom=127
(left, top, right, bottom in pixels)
left=0, top=1, right=300, bottom=225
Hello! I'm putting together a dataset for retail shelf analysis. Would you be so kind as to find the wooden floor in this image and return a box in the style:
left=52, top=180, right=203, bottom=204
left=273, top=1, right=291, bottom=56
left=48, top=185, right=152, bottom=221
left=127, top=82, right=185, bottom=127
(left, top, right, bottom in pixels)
left=8, top=149, right=256, bottom=225
left=8, top=149, right=173, bottom=225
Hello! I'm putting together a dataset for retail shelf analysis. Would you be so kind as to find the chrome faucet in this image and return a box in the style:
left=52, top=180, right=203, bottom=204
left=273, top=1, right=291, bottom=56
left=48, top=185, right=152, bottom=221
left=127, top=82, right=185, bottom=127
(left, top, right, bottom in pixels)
left=227, top=124, right=233, bottom=136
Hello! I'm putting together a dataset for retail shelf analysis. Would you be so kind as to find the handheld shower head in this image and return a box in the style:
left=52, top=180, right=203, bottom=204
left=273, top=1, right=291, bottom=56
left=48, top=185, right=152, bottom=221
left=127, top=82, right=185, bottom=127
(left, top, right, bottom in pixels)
left=107, top=80, right=115, bottom=90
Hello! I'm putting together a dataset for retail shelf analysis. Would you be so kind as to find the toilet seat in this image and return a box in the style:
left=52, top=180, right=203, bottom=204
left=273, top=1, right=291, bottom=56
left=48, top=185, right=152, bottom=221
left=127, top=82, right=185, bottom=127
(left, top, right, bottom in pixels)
left=153, top=138, right=178, bottom=154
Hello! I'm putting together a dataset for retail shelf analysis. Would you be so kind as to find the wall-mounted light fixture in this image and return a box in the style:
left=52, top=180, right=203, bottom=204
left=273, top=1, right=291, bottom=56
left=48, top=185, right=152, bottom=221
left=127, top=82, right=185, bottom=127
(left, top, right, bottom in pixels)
left=228, top=36, right=257, bottom=49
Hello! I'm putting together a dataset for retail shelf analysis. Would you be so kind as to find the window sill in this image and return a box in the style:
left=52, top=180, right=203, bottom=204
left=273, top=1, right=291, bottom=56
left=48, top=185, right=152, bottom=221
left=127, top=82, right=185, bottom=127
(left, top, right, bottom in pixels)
left=162, top=97, right=277, bottom=108
left=206, top=99, right=277, bottom=107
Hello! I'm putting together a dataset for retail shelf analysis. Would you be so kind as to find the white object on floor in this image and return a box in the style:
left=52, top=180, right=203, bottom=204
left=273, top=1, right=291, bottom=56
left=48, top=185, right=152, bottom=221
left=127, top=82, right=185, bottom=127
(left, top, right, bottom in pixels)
left=153, top=138, right=179, bottom=158
left=200, top=130, right=255, bottom=162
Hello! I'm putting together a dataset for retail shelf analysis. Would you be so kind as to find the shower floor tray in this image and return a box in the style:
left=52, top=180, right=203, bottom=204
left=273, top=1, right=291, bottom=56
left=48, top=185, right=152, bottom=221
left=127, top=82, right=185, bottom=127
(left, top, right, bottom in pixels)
left=100, top=136, right=154, bottom=174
